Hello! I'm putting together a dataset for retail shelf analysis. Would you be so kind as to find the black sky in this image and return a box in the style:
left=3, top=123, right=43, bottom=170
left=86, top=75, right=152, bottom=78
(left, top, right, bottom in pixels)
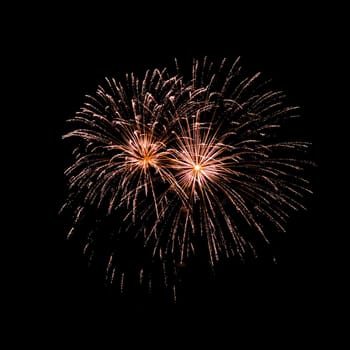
left=12, top=3, right=340, bottom=346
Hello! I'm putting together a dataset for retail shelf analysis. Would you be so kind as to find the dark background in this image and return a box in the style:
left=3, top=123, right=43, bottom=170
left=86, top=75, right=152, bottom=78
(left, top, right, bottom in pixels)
left=12, top=3, right=341, bottom=347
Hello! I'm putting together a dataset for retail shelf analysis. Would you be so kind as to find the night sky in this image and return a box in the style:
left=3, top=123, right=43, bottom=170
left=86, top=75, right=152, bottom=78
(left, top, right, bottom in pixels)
left=13, top=4, right=339, bottom=347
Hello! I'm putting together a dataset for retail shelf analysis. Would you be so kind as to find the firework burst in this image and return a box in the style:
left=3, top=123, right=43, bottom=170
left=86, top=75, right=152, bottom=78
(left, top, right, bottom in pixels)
left=61, top=57, right=312, bottom=300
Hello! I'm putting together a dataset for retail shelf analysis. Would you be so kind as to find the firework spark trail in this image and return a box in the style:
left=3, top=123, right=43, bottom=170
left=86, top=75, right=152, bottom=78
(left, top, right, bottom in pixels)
left=61, top=57, right=312, bottom=299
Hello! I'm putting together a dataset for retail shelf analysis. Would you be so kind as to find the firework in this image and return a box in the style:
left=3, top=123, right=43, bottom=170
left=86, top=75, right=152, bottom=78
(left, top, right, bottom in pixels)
left=61, top=57, right=312, bottom=300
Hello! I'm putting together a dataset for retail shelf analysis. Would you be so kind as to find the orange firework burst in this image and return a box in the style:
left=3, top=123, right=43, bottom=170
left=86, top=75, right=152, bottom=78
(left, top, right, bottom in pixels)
left=61, top=57, right=312, bottom=300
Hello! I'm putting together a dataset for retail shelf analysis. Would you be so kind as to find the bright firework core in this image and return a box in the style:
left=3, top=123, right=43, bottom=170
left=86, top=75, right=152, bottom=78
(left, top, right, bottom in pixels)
left=129, top=137, right=158, bottom=169
left=193, top=164, right=202, bottom=172
left=140, top=155, right=153, bottom=167
left=192, top=163, right=204, bottom=185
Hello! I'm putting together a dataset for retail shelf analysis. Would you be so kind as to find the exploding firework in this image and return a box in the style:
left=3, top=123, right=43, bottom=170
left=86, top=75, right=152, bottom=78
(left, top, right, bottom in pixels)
left=61, top=57, right=312, bottom=300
